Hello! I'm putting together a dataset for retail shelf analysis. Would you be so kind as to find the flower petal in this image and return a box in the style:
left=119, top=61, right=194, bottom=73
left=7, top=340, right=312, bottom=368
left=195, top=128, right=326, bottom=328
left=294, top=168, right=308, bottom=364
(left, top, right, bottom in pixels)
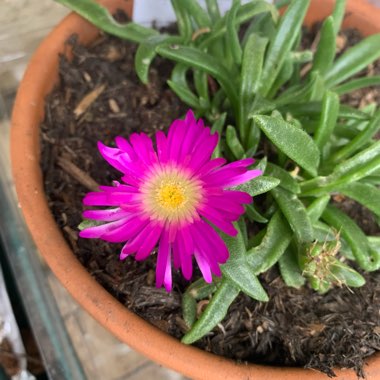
left=129, top=132, right=158, bottom=166
left=97, top=142, right=127, bottom=173
left=194, top=249, right=213, bottom=283
left=79, top=219, right=126, bottom=239
left=101, top=216, right=149, bottom=243
left=135, top=223, right=163, bottom=261
left=120, top=221, right=157, bottom=256
left=188, top=130, right=219, bottom=172
left=191, top=220, right=229, bottom=263
left=175, top=225, right=194, bottom=280
left=82, top=207, right=131, bottom=221
left=156, top=229, right=172, bottom=291
left=156, top=130, right=169, bottom=164
left=198, top=207, right=238, bottom=236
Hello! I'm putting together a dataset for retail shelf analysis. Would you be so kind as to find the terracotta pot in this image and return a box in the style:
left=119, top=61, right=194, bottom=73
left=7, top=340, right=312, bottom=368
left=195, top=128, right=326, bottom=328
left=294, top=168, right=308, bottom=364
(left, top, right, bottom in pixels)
left=10, top=0, right=380, bottom=379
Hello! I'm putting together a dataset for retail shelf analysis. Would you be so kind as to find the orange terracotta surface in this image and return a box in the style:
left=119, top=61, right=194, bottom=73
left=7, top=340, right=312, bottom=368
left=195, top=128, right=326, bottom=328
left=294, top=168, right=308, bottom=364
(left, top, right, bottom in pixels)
left=10, top=1, right=380, bottom=379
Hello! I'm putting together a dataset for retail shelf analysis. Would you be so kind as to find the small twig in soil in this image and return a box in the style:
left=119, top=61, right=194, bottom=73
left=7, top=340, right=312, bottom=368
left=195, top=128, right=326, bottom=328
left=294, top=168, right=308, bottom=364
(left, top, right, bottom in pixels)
left=57, top=156, right=99, bottom=192
left=74, top=84, right=106, bottom=118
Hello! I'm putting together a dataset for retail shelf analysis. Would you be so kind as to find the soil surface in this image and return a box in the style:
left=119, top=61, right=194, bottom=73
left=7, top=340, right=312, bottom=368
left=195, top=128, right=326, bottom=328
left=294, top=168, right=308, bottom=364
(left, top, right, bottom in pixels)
left=40, top=24, right=380, bottom=378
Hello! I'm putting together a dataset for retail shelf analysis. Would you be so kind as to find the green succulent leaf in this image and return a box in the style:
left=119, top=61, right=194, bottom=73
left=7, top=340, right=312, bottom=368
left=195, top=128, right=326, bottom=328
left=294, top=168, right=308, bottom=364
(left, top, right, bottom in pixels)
left=275, top=71, right=321, bottom=106
left=274, top=0, right=292, bottom=9
left=136, top=35, right=183, bottom=84
left=182, top=278, right=218, bottom=328
left=226, top=125, right=245, bottom=160
left=205, top=0, right=221, bottom=22
left=211, top=113, right=227, bottom=158
left=271, top=187, right=314, bottom=243
left=171, top=0, right=192, bottom=40
left=182, top=293, right=197, bottom=328
left=311, top=17, right=336, bottom=75
left=78, top=219, right=103, bottom=230
left=331, top=109, right=380, bottom=162
left=248, top=212, right=293, bottom=273
left=226, top=0, right=242, bottom=65
left=265, top=163, right=300, bottom=194
left=311, top=221, right=355, bottom=260
left=278, top=248, right=305, bottom=288
left=331, top=0, right=347, bottom=35
left=369, top=236, right=380, bottom=255
left=332, top=140, right=380, bottom=182
left=252, top=115, right=320, bottom=176
left=302, top=140, right=380, bottom=196
left=200, top=1, right=277, bottom=49
left=324, top=34, right=380, bottom=87
left=259, top=0, right=310, bottom=96
left=322, top=205, right=380, bottom=271
left=167, top=81, right=200, bottom=109
left=250, top=96, right=276, bottom=115
left=240, top=33, right=268, bottom=98
left=330, top=262, right=365, bottom=288
left=334, top=76, right=380, bottom=95
left=55, top=0, right=158, bottom=42
left=239, top=34, right=268, bottom=138
left=336, top=182, right=380, bottom=218
left=156, top=45, right=239, bottom=116
left=313, top=90, right=340, bottom=149
left=291, top=50, right=313, bottom=64
left=267, top=57, right=294, bottom=99
left=220, top=225, right=269, bottom=301
left=306, top=195, right=330, bottom=223
left=182, top=0, right=211, bottom=28
left=255, top=157, right=268, bottom=172
left=245, top=204, right=268, bottom=224
left=234, top=176, right=280, bottom=197
left=181, top=279, right=239, bottom=344
left=285, top=102, right=371, bottom=120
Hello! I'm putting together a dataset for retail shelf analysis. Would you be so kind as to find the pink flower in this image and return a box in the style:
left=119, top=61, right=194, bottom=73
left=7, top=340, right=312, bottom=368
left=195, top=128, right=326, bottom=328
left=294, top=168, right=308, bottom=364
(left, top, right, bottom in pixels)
left=80, top=110, right=261, bottom=291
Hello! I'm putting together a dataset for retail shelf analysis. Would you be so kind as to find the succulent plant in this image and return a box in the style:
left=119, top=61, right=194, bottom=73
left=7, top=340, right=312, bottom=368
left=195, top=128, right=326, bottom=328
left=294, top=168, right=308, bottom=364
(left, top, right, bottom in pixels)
left=56, top=0, right=380, bottom=343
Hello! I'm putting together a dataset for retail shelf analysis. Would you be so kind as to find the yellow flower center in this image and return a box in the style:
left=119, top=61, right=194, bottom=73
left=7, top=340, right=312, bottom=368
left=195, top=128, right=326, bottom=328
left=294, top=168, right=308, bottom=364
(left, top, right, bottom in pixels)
left=156, top=182, right=186, bottom=209
left=141, top=166, right=202, bottom=223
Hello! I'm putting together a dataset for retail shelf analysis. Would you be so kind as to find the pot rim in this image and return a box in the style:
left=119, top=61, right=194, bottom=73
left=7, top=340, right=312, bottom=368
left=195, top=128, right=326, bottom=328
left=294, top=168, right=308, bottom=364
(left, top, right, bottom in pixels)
left=10, top=0, right=380, bottom=379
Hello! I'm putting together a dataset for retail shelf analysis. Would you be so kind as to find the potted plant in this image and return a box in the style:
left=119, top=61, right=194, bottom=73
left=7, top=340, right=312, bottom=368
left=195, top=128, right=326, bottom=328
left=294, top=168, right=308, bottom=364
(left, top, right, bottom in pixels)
left=10, top=0, right=380, bottom=378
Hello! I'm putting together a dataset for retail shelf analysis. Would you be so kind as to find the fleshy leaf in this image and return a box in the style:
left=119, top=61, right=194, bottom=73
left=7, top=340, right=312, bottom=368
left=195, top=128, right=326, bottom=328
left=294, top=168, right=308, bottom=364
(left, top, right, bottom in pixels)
left=156, top=45, right=239, bottom=115
left=248, top=212, right=293, bottom=273
left=271, top=187, right=314, bottom=243
left=226, top=126, right=245, bottom=160
left=324, top=34, right=380, bottom=87
left=265, top=163, right=300, bottom=194
left=234, top=176, right=280, bottom=197
left=252, top=115, right=320, bottom=176
left=182, top=278, right=218, bottom=328
left=311, top=17, right=335, bottom=75
left=313, top=91, right=340, bottom=150
left=181, top=279, right=239, bottom=344
left=220, top=224, right=269, bottom=301
left=55, top=0, right=158, bottom=42
left=135, top=35, right=183, bottom=84
left=322, top=205, right=380, bottom=271
left=278, top=248, right=305, bottom=288
left=336, top=182, right=380, bottom=218
left=331, top=109, right=380, bottom=162
left=259, top=0, right=310, bottom=95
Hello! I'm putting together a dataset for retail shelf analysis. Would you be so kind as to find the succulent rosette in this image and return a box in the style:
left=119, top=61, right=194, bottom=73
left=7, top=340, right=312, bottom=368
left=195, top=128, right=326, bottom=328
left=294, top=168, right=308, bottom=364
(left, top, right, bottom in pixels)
left=80, top=110, right=261, bottom=290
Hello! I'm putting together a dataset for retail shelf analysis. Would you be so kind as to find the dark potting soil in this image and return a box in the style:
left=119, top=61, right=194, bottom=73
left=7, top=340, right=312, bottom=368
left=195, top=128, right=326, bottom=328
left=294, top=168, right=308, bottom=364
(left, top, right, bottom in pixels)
left=40, top=25, right=380, bottom=378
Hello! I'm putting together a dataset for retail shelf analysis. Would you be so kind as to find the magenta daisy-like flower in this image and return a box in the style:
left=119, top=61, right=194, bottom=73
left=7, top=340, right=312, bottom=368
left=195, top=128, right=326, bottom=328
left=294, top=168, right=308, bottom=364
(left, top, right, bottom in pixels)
left=80, top=110, right=261, bottom=291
